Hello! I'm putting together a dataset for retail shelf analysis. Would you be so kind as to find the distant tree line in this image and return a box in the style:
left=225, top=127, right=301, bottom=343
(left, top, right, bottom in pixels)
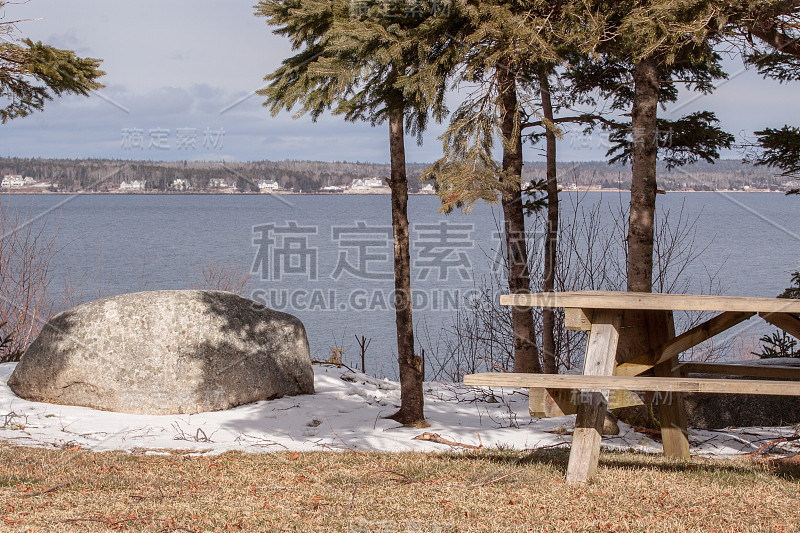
left=0, top=157, right=430, bottom=192
left=0, top=157, right=787, bottom=193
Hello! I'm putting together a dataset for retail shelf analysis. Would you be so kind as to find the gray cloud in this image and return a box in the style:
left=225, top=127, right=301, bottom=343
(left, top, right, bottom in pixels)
left=2, top=2, right=799, bottom=165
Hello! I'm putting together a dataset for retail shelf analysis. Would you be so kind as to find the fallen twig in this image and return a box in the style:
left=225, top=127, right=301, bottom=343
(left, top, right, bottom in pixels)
left=172, top=422, right=215, bottom=443
left=412, top=432, right=483, bottom=450
left=749, top=435, right=800, bottom=457
left=236, top=433, right=288, bottom=449
left=327, top=421, right=371, bottom=458
left=23, top=482, right=70, bottom=497
left=347, top=483, right=359, bottom=510
left=55, top=515, right=198, bottom=532
left=56, top=517, right=154, bottom=526
left=534, top=441, right=570, bottom=451
left=327, top=421, right=354, bottom=452
left=311, top=359, right=356, bottom=373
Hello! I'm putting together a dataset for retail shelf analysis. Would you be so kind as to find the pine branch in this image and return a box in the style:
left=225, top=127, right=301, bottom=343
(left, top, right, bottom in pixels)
left=521, top=113, right=618, bottom=130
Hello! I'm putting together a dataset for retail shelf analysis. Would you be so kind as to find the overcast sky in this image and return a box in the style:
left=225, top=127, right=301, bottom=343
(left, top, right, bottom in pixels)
left=2, top=1, right=799, bottom=164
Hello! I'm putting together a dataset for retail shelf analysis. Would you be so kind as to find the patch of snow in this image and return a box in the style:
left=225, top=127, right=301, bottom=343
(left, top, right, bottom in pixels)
left=731, top=357, right=800, bottom=367
left=0, top=363, right=796, bottom=458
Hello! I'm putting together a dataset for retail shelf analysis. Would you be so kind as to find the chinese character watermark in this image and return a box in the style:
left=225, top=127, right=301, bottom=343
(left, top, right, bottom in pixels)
left=252, top=222, right=318, bottom=281
left=331, top=222, right=394, bottom=281
left=120, top=126, right=224, bottom=150
left=414, top=222, right=473, bottom=281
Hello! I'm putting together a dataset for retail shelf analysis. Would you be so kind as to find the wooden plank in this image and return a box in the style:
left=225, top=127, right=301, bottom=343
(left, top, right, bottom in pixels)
left=614, top=362, right=654, bottom=377
left=678, top=362, right=800, bottom=380
left=656, top=311, right=755, bottom=364
left=613, top=311, right=755, bottom=373
left=565, top=308, right=593, bottom=331
left=499, top=291, right=800, bottom=314
left=463, top=373, right=800, bottom=396
left=530, top=388, right=577, bottom=417
left=760, top=312, right=800, bottom=339
left=566, top=309, right=621, bottom=485
left=529, top=387, right=644, bottom=417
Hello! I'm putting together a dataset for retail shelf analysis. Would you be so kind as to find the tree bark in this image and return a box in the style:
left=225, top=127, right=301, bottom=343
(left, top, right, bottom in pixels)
left=627, top=58, right=660, bottom=293
left=387, top=109, right=425, bottom=426
left=539, top=65, right=559, bottom=374
left=498, top=64, right=543, bottom=374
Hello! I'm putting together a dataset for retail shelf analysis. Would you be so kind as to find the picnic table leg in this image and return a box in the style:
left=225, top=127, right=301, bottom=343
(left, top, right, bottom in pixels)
left=654, top=358, right=690, bottom=459
left=566, top=309, right=621, bottom=484
left=647, top=310, right=690, bottom=460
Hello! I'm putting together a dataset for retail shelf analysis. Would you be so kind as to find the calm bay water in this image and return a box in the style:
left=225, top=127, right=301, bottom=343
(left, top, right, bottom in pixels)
left=3, top=192, right=799, bottom=375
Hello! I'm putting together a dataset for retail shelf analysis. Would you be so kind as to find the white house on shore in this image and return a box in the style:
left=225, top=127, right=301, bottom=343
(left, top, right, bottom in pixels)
left=119, top=180, right=146, bottom=191
left=257, top=179, right=282, bottom=192
left=2, top=175, right=26, bottom=188
left=209, top=178, right=227, bottom=188
left=171, top=178, right=190, bottom=191
left=350, top=177, right=387, bottom=190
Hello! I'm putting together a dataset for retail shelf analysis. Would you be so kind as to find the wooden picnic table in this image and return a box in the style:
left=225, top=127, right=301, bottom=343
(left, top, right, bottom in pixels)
left=464, top=291, right=800, bottom=484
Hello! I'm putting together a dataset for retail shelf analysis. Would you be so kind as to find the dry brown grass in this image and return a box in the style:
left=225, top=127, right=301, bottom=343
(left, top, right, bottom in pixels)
left=1, top=444, right=799, bottom=532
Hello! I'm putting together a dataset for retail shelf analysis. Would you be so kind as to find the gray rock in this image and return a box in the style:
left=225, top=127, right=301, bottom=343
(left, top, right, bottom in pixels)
left=681, top=391, right=800, bottom=429
left=602, top=411, right=620, bottom=435
left=8, top=290, right=314, bottom=415
left=682, top=363, right=800, bottom=428
left=616, top=390, right=800, bottom=430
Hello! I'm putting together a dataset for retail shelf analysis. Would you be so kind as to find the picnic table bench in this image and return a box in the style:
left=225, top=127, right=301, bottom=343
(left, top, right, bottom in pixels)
left=464, top=291, right=800, bottom=484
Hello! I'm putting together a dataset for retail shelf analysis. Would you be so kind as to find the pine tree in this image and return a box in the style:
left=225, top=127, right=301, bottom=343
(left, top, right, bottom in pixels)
left=750, top=126, right=800, bottom=188
left=0, top=2, right=104, bottom=123
left=733, top=3, right=800, bottom=191
left=256, top=0, right=449, bottom=425
left=420, top=1, right=598, bottom=374
left=519, top=64, right=618, bottom=373
left=571, top=2, right=736, bottom=293
left=731, top=3, right=800, bottom=320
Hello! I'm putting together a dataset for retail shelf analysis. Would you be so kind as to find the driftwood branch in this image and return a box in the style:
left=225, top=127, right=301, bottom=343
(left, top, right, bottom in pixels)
left=412, top=432, right=483, bottom=450
left=749, top=435, right=800, bottom=456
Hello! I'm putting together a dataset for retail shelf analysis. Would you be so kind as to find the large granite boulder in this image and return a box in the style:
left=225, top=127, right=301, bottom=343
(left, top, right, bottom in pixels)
left=8, top=290, right=314, bottom=415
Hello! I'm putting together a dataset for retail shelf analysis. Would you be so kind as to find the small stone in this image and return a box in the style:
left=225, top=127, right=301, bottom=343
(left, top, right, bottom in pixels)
left=603, top=411, right=620, bottom=435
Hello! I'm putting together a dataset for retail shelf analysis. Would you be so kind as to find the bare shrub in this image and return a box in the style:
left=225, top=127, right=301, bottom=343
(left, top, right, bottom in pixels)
left=422, top=191, right=725, bottom=381
left=0, top=200, right=67, bottom=362
left=420, top=272, right=514, bottom=382
left=190, top=262, right=253, bottom=295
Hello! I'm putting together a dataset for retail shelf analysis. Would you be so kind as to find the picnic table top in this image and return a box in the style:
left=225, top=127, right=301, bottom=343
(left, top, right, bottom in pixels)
left=499, top=291, right=800, bottom=314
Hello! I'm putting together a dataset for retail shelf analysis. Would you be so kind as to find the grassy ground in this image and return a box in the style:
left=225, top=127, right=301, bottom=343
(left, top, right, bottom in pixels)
left=1, top=443, right=799, bottom=532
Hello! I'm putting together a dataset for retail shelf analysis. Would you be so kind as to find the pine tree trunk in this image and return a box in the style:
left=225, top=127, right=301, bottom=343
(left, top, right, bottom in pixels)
left=628, top=58, right=660, bottom=293
left=387, top=109, right=425, bottom=426
left=539, top=66, right=558, bottom=374
left=498, top=65, right=543, bottom=374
